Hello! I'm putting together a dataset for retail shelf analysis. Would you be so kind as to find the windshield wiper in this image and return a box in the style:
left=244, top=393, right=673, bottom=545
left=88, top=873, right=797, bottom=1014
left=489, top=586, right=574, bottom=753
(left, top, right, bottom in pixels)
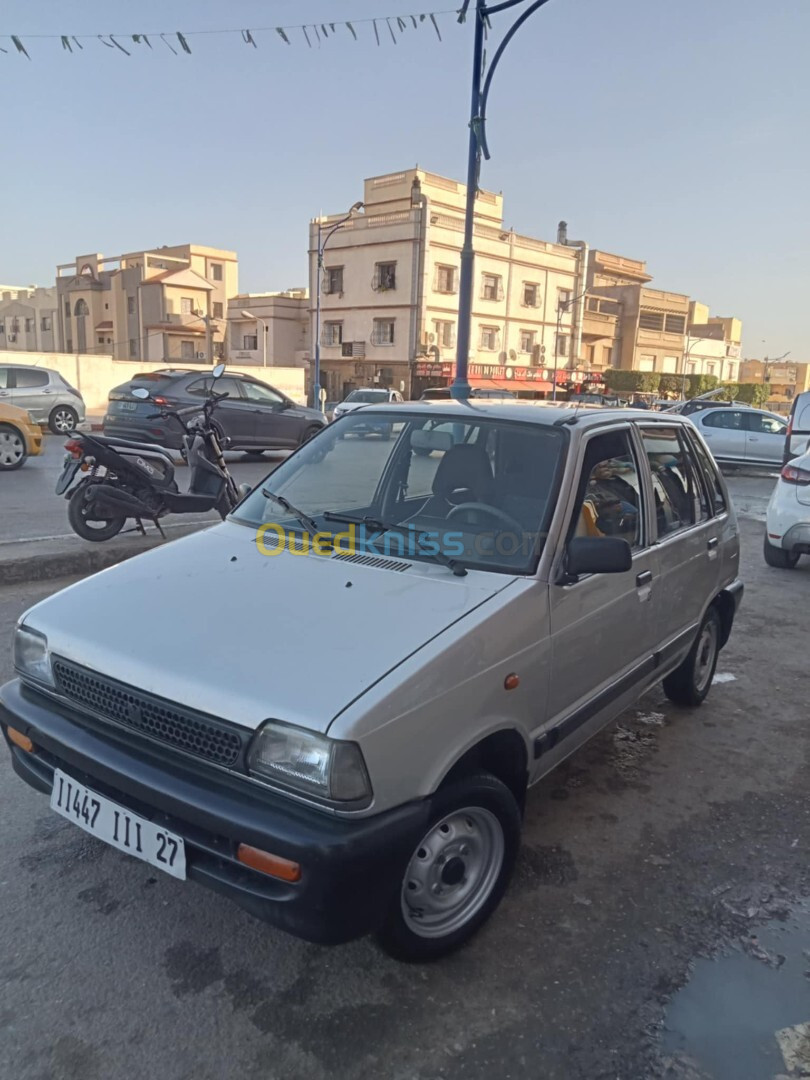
left=261, top=489, right=319, bottom=539
left=323, top=512, right=467, bottom=577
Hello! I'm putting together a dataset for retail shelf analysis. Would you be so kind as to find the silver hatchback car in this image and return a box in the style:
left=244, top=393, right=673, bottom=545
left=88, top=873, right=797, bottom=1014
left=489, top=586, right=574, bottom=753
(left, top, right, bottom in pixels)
left=0, top=364, right=86, bottom=433
left=1, top=403, right=742, bottom=961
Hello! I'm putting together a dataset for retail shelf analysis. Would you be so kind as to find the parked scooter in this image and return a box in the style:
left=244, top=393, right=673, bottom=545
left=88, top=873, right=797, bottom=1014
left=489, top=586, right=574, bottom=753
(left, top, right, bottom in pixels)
left=57, top=363, right=241, bottom=542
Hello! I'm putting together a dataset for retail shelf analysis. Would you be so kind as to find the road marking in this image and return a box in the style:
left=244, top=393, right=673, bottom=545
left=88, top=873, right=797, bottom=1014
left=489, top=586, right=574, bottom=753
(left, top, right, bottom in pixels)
left=712, top=672, right=737, bottom=684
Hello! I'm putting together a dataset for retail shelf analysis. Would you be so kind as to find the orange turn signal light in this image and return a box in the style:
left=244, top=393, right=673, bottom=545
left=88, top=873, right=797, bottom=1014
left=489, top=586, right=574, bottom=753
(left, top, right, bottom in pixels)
left=504, top=673, right=520, bottom=691
left=237, top=843, right=301, bottom=883
left=7, top=726, right=34, bottom=753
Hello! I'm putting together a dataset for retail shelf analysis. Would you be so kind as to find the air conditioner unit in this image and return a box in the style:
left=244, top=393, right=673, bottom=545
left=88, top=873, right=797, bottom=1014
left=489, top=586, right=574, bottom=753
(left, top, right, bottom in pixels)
left=196, top=352, right=206, bottom=360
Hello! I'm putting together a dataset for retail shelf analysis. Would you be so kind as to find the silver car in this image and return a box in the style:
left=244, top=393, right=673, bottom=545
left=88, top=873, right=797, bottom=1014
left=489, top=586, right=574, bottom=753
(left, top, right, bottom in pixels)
left=0, top=364, right=86, bottom=433
left=690, top=405, right=788, bottom=467
left=2, top=403, right=742, bottom=961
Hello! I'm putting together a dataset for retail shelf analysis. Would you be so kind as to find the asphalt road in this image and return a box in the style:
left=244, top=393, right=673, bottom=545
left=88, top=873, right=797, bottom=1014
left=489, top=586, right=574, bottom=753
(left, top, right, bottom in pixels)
left=0, top=515, right=808, bottom=1080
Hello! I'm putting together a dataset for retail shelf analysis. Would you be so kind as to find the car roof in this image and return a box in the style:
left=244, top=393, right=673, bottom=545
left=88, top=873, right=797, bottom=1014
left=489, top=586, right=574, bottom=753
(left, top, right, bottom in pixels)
left=354, top=399, right=694, bottom=429
left=1, top=362, right=56, bottom=372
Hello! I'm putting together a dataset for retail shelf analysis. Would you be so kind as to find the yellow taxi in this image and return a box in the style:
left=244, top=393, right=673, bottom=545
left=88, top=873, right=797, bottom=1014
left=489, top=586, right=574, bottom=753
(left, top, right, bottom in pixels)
left=0, top=402, right=44, bottom=471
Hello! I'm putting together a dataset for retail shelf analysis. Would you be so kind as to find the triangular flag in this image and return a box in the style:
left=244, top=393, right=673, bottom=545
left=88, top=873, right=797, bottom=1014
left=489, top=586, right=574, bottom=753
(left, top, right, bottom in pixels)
left=11, top=36, right=30, bottom=58
left=373, top=19, right=380, bottom=46
left=303, top=26, right=311, bottom=47
left=397, top=17, right=407, bottom=32
left=98, top=34, right=115, bottom=48
left=177, top=32, right=192, bottom=54
left=346, top=22, right=357, bottom=40
left=61, top=36, right=73, bottom=52
left=276, top=28, right=290, bottom=45
left=411, top=15, right=418, bottom=29
left=160, top=33, right=177, bottom=54
left=110, top=35, right=131, bottom=55
left=386, top=18, right=397, bottom=44
left=72, top=36, right=84, bottom=50
left=430, top=14, right=443, bottom=40
left=242, top=29, right=257, bottom=47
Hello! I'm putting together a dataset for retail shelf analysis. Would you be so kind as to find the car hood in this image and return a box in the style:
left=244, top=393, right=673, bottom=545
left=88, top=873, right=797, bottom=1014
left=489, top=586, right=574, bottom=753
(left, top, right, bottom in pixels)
left=23, top=522, right=509, bottom=734
left=335, top=401, right=385, bottom=413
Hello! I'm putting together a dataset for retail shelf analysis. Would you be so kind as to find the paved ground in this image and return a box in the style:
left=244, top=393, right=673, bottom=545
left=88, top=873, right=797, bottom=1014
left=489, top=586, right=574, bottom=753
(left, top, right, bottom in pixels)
left=0, top=507, right=808, bottom=1079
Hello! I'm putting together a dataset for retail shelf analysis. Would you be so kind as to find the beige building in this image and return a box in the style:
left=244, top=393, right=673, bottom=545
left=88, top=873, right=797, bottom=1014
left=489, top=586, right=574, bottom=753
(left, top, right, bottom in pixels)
left=682, top=302, right=742, bottom=382
left=739, top=358, right=810, bottom=410
left=0, top=285, right=62, bottom=353
left=227, top=290, right=309, bottom=368
left=55, top=244, right=238, bottom=364
left=310, top=169, right=585, bottom=399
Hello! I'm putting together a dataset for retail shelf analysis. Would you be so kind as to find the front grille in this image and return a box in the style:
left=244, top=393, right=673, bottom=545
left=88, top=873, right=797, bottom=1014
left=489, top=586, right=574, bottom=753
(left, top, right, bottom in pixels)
left=52, top=658, right=245, bottom=767
left=331, top=552, right=411, bottom=572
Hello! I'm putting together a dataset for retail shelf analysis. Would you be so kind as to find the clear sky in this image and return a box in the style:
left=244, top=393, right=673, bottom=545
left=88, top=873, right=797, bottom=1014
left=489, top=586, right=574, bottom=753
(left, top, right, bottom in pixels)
left=2, top=0, right=808, bottom=358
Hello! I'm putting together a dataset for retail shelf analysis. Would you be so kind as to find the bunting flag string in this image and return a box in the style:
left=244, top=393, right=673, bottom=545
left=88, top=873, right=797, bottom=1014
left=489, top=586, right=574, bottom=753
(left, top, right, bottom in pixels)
left=2, top=7, right=461, bottom=60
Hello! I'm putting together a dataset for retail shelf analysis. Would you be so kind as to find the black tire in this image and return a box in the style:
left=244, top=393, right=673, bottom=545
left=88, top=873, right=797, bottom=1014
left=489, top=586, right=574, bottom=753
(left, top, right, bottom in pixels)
left=376, top=772, right=521, bottom=962
left=0, top=424, right=27, bottom=470
left=763, top=534, right=800, bottom=569
left=67, top=484, right=126, bottom=542
left=49, top=405, right=79, bottom=435
left=663, top=606, right=721, bottom=707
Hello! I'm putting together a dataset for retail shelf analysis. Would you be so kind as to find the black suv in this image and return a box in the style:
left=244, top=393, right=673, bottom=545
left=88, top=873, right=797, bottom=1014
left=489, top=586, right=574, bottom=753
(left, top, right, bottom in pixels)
left=103, top=369, right=327, bottom=452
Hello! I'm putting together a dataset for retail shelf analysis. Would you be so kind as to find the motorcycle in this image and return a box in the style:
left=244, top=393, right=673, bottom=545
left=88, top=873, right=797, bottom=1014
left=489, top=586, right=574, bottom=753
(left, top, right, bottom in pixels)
left=57, top=363, right=241, bottom=542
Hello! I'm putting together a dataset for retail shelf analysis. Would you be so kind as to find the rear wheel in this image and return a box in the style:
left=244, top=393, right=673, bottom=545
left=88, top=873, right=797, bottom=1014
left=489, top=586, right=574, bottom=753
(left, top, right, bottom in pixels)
left=0, top=424, right=27, bottom=470
left=763, top=534, right=800, bottom=569
left=663, top=607, right=721, bottom=707
left=49, top=405, right=79, bottom=435
left=67, top=484, right=126, bottom=542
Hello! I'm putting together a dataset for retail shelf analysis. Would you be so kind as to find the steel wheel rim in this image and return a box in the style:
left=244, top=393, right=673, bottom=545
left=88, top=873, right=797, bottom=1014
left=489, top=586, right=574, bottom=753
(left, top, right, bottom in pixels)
left=0, top=431, right=24, bottom=466
left=54, top=409, right=75, bottom=432
left=695, top=620, right=718, bottom=693
left=401, top=806, right=504, bottom=939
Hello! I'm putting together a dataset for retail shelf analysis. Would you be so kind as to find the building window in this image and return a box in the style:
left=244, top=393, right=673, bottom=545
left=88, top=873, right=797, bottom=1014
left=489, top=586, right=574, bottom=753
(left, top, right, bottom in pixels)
left=180, top=340, right=195, bottom=360
left=480, top=326, right=499, bottom=351
left=64, top=301, right=71, bottom=318
left=324, top=267, right=344, bottom=295
left=519, top=329, right=535, bottom=353
left=558, top=289, right=572, bottom=310
left=41, top=316, right=52, bottom=331
left=323, top=322, right=343, bottom=346
left=74, top=299, right=89, bottom=316
left=213, top=302, right=224, bottom=319
left=97, top=337, right=105, bottom=346
left=523, top=283, right=540, bottom=307
left=481, top=273, right=503, bottom=301
left=25, top=318, right=35, bottom=332
left=435, top=265, right=457, bottom=294
left=211, top=264, right=223, bottom=281
left=373, top=262, right=397, bottom=291
left=638, top=354, right=656, bottom=371
left=129, top=339, right=137, bottom=358
left=66, top=339, right=73, bottom=352
left=587, top=297, right=600, bottom=312
left=243, top=334, right=258, bottom=351
left=181, top=297, right=194, bottom=315
left=556, top=334, right=569, bottom=357
left=665, top=314, right=686, bottom=334
left=639, top=310, right=665, bottom=331
left=127, top=296, right=136, bottom=315
left=371, top=319, right=395, bottom=346
left=602, top=344, right=612, bottom=366
left=706, top=363, right=716, bottom=376
left=433, top=320, right=455, bottom=348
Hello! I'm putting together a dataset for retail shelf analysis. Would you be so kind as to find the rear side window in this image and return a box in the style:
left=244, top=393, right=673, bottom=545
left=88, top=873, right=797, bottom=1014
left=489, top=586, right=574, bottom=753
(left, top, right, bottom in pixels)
left=187, top=377, right=243, bottom=399
left=686, top=429, right=727, bottom=515
left=702, top=410, right=744, bottom=430
left=12, top=368, right=49, bottom=388
left=641, top=426, right=703, bottom=538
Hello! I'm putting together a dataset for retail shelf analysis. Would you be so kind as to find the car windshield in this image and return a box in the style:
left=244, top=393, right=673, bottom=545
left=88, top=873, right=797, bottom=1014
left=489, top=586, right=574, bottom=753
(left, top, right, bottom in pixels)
left=345, top=390, right=389, bottom=403
left=231, top=410, right=566, bottom=574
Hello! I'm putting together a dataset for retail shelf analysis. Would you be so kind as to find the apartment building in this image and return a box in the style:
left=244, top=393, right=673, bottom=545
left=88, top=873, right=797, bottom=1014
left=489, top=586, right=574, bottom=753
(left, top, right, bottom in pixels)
left=55, top=244, right=238, bottom=363
left=227, top=290, right=309, bottom=368
left=0, top=285, right=61, bottom=353
left=684, top=303, right=742, bottom=382
left=309, top=169, right=583, bottom=399
left=739, top=358, right=810, bottom=410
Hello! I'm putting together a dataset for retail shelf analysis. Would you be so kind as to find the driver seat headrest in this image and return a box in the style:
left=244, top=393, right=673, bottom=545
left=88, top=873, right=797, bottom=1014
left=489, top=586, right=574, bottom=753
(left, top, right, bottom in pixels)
left=432, top=443, right=495, bottom=503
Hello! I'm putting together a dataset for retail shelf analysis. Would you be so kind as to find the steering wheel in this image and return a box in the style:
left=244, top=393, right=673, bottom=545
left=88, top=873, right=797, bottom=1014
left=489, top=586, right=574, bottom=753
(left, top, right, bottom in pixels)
left=447, top=502, right=524, bottom=534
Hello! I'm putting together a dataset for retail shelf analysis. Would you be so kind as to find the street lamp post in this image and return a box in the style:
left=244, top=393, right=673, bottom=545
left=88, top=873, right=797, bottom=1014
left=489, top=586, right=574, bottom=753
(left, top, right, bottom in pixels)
left=452, top=0, right=553, bottom=400
left=551, top=289, right=588, bottom=401
left=313, top=202, right=364, bottom=412
left=240, top=310, right=267, bottom=367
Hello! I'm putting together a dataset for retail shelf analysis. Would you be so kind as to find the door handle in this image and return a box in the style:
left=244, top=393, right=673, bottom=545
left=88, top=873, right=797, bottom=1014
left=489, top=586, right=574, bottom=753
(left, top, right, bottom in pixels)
left=707, top=537, right=718, bottom=551
left=748, top=436, right=759, bottom=442
left=636, top=570, right=652, bottom=587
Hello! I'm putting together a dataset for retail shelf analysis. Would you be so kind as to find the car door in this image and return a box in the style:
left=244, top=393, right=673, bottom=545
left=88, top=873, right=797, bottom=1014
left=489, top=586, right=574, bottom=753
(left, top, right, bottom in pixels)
left=540, top=427, right=660, bottom=769
left=6, top=367, right=51, bottom=421
left=185, top=376, right=254, bottom=448
left=639, top=424, right=721, bottom=659
left=697, top=409, right=747, bottom=463
left=241, top=380, right=302, bottom=448
left=744, top=411, right=788, bottom=465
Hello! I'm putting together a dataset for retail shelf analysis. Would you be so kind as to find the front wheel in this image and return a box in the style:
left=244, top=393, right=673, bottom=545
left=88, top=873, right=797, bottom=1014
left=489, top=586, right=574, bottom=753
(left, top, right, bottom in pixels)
left=376, top=772, right=521, bottom=962
left=663, top=607, right=721, bottom=707
left=49, top=405, right=79, bottom=435
left=763, top=534, right=800, bottom=569
left=0, top=424, right=27, bottom=470
left=67, top=484, right=126, bottom=542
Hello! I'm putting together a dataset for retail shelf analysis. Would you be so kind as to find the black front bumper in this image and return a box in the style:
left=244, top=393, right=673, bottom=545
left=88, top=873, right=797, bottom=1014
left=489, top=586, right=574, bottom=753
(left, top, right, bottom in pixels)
left=0, top=679, right=430, bottom=946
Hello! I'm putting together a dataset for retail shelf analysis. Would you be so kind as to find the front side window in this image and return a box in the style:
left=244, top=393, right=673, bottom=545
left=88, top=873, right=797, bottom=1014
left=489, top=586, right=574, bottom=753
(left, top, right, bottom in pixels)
left=641, top=427, right=702, bottom=538
left=746, top=413, right=787, bottom=436
left=572, top=431, right=643, bottom=550
left=687, top=430, right=727, bottom=514
left=242, top=381, right=284, bottom=405
left=232, top=413, right=567, bottom=575
left=187, top=376, right=242, bottom=399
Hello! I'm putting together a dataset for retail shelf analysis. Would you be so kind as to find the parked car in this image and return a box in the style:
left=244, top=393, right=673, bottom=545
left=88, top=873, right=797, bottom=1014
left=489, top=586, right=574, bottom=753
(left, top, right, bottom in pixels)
left=784, top=389, right=810, bottom=463
left=103, top=368, right=327, bottom=452
left=333, top=387, right=404, bottom=437
left=689, top=406, right=787, bottom=467
left=567, top=392, right=624, bottom=407
left=1, top=402, right=742, bottom=960
left=0, top=402, right=44, bottom=470
left=419, top=387, right=516, bottom=401
left=0, top=364, right=85, bottom=434
left=665, top=389, right=733, bottom=417
left=764, top=449, right=810, bottom=568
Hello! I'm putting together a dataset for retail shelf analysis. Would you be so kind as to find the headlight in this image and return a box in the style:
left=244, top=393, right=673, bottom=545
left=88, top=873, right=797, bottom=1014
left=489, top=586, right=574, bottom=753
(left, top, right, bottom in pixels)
left=27, top=411, right=38, bottom=425
left=248, top=722, right=372, bottom=805
left=13, top=626, right=54, bottom=687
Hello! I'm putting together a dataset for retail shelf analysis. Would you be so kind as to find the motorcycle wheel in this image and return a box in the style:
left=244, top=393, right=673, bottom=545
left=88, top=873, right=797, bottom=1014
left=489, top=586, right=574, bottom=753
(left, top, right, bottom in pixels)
left=67, top=484, right=126, bottom=542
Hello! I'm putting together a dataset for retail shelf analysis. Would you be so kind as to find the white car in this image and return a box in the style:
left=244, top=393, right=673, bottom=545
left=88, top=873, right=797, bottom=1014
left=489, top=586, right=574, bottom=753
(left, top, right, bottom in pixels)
left=764, top=449, right=810, bottom=568
left=690, top=406, right=788, bottom=467
left=332, top=388, right=404, bottom=438
left=785, top=390, right=810, bottom=463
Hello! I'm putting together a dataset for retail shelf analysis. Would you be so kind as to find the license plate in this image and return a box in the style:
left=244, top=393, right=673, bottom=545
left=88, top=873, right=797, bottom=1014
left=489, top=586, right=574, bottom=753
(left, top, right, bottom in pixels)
left=119, top=401, right=138, bottom=412
left=50, top=769, right=186, bottom=880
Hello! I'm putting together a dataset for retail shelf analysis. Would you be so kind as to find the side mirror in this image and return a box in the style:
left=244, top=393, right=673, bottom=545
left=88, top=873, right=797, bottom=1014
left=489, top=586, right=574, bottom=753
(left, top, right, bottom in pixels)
left=279, top=399, right=293, bottom=410
left=132, top=387, right=150, bottom=400
left=212, top=362, right=225, bottom=379
left=566, top=536, right=632, bottom=578
left=237, top=483, right=252, bottom=498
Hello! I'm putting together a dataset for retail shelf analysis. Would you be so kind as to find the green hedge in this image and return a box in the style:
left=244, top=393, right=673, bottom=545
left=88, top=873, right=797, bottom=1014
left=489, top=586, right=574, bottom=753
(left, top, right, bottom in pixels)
left=604, top=369, right=661, bottom=394
left=605, top=370, right=768, bottom=407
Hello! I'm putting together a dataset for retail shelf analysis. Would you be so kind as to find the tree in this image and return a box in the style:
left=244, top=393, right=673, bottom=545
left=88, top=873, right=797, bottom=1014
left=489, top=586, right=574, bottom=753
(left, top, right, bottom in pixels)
left=605, top=369, right=661, bottom=394
left=657, top=375, right=682, bottom=396
left=685, top=374, right=719, bottom=398
left=718, top=382, right=769, bottom=407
